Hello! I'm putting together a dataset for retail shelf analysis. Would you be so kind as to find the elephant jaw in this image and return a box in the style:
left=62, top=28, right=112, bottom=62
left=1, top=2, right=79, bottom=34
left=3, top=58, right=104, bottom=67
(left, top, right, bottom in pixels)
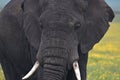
left=22, top=61, right=81, bottom=80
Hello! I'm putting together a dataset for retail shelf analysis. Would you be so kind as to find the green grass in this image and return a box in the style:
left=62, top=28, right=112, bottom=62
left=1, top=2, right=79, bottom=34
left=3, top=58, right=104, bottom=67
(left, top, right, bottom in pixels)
left=87, top=23, right=120, bottom=80
left=0, top=23, right=120, bottom=80
left=0, top=65, right=4, bottom=80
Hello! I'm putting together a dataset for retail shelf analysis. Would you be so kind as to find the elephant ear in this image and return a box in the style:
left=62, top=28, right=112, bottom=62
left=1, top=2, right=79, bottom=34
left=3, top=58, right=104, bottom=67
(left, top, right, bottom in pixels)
left=77, top=0, right=115, bottom=53
left=21, top=0, right=42, bottom=49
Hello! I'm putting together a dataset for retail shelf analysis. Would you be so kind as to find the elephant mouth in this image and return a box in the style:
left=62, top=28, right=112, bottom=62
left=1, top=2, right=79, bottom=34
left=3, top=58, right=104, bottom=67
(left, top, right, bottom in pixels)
left=22, top=60, right=81, bottom=80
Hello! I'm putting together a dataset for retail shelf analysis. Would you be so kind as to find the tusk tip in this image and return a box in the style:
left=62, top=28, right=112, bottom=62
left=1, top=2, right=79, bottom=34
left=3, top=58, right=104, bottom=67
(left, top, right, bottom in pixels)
left=22, top=75, right=29, bottom=80
left=22, top=77, right=26, bottom=80
left=22, top=61, right=40, bottom=80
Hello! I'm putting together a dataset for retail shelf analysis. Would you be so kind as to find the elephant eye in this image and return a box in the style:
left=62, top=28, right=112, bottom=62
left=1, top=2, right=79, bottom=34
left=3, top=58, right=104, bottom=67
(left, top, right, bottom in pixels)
left=21, top=2, right=25, bottom=11
left=40, top=22, right=43, bottom=29
left=74, top=22, right=81, bottom=30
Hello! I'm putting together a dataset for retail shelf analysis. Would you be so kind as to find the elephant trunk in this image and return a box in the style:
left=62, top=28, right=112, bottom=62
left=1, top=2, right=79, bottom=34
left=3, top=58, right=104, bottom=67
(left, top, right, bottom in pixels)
left=37, top=23, right=71, bottom=80
left=43, top=49, right=67, bottom=80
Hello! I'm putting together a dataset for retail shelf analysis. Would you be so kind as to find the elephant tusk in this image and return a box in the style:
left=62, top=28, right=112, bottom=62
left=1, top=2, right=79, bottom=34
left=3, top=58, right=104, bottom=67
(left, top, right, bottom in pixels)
left=22, top=61, right=40, bottom=80
left=73, top=61, right=81, bottom=80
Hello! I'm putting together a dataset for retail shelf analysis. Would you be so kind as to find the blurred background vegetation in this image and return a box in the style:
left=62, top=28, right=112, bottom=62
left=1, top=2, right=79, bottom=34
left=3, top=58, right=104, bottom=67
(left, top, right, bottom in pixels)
left=0, top=0, right=120, bottom=80
left=88, top=23, right=120, bottom=80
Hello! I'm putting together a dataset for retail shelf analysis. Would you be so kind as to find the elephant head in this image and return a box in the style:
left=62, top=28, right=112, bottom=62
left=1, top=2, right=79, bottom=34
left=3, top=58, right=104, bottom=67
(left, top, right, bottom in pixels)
left=21, top=0, right=114, bottom=80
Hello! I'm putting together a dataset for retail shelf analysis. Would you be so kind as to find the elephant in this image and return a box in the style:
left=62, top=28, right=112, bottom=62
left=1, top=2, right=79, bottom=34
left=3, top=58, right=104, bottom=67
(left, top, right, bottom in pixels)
left=0, top=0, right=114, bottom=80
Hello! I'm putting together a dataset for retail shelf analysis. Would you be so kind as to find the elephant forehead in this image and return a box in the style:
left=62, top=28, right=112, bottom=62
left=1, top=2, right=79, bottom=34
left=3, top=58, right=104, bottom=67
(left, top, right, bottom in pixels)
left=47, top=12, right=71, bottom=22
left=40, top=0, right=75, bottom=17
left=45, top=0, right=73, bottom=7
left=39, top=0, right=85, bottom=30
left=40, top=10, right=74, bottom=27
left=40, top=0, right=87, bottom=13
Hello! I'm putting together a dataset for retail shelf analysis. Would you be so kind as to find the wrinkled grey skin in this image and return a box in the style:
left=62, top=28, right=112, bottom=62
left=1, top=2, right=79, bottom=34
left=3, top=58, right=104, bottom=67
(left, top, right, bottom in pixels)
left=0, top=0, right=35, bottom=80
left=0, top=0, right=114, bottom=80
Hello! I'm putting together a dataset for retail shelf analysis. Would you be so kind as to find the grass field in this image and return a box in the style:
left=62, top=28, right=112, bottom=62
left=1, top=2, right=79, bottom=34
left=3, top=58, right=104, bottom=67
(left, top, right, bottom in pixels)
left=0, top=23, right=120, bottom=80
left=87, top=23, right=120, bottom=80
